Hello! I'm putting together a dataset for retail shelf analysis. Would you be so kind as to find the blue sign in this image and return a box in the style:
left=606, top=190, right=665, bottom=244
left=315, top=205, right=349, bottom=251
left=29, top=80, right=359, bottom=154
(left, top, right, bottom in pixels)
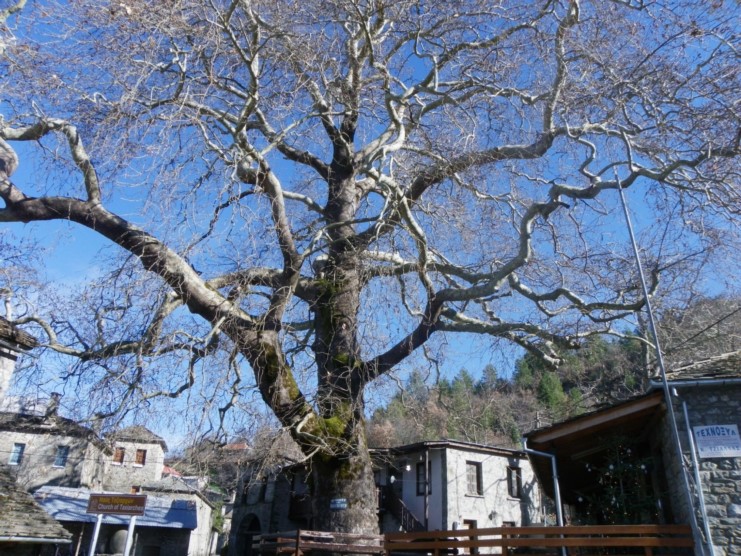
left=330, top=498, right=348, bottom=511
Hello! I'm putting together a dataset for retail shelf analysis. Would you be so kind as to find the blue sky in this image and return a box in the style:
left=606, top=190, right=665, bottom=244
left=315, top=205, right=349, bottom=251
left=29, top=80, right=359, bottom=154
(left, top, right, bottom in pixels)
left=3, top=0, right=739, bottom=451
left=4, top=118, right=737, bottom=450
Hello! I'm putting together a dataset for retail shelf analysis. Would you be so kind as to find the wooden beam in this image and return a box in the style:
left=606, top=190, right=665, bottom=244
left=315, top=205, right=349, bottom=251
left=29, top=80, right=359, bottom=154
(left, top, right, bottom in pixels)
left=527, top=392, right=664, bottom=445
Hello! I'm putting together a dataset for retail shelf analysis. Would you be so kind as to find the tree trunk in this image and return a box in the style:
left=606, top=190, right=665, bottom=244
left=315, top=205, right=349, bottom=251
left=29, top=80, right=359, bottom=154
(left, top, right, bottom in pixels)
left=304, top=161, right=379, bottom=533
left=310, top=428, right=378, bottom=534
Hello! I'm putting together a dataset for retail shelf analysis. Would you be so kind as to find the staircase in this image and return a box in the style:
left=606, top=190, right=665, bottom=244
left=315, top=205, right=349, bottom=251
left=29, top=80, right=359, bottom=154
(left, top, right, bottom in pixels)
left=381, top=485, right=425, bottom=532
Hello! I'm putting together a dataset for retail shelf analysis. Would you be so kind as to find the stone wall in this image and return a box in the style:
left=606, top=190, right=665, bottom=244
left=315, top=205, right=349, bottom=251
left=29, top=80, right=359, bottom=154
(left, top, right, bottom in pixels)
left=103, top=439, right=165, bottom=491
left=661, top=385, right=741, bottom=556
left=0, top=429, right=103, bottom=490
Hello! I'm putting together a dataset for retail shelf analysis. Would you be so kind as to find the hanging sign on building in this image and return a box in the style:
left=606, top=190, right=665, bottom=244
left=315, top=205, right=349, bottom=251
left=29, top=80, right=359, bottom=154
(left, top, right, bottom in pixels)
left=693, top=424, right=741, bottom=458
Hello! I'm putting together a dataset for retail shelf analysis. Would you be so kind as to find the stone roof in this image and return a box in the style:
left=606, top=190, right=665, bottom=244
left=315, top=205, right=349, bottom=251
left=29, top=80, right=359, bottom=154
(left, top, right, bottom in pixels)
left=0, top=467, right=72, bottom=544
left=108, top=425, right=168, bottom=451
left=0, top=411, right=109, bottom=452
left=0, top=316, right=37, bottom=350
left=141, top=475, right=214, bottom=504
left=143, top=475, right=197, bottom=494
left=373, top=438, right=527, bottom=460
left=665, top=350, right=741, bottom=381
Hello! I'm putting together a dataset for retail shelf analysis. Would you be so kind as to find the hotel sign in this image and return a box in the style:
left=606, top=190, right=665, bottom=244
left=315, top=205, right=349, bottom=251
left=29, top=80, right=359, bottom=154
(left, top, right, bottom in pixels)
left=87, top=494, right=148, bottom=516
left=693, top=424, right=741, bottom=459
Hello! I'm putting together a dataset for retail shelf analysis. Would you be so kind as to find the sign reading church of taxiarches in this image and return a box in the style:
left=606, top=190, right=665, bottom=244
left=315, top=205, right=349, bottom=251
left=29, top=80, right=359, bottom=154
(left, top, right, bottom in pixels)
left=86, top=494, right=148, bottom=516
left=693, top=425, right=741, bottom=459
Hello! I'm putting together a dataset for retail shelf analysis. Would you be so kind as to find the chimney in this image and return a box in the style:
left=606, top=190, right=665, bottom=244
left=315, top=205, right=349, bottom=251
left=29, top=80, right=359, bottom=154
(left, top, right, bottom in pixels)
left=45, top=392, right=62, bottom=419
left=3, top=291, right=12, bottom=320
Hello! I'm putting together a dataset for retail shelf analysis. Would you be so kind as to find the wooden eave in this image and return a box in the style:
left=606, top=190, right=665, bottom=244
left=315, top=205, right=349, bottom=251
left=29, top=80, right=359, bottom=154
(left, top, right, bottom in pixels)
left=527, top=391, right=665, bottom=447
left=524, top=391, right=667, bottom=503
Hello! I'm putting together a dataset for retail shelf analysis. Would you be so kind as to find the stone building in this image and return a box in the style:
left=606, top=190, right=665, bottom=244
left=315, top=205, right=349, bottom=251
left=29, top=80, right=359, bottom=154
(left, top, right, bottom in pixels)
left=0, top=409, right=108, bottom=491
left=1, top=317, right=106, bottom=492
left=524, top=351, right=741, bottom=556
left=230, top=440, right=542, bottom=556
left=0, top=317, right=220, bottom=555
left=33, top=426, right=221, bottom=556
left=35, top=480, right=218, bottom=556
left=375, top=440, right=542, bottom=534
left=656, top=352, right=741, bottom=555
left=104, top=425, right=168, bottom=491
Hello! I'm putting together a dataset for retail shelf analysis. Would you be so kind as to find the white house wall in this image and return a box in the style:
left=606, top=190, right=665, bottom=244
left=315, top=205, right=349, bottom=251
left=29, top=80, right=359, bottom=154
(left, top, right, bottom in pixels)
left=397, top=448, right=445, bottom=530
left=0, top=348, right=14, bottom=399
left=443, top=448, right=540, bottom=530
left=394, top=445, right=541, bottom=533
left=186, top=495, right=217, bottom=556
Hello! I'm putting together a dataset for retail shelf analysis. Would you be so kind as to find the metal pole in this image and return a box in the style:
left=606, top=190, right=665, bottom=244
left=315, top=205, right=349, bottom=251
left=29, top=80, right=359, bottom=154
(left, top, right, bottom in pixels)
left=614, top=170, right=708, bottom=555
left=521, top=439, right=566, bottom=556
left=88, top=514, right=102, bottom=556
left=521, top=439, right=563, bottom=527
left=681, top=397, right=716, bottom=554
left=123, top=515, right=137, bottom=556
left=424, top=448, right=429, bottom=530
left=74, top=522, right=84, bottom=556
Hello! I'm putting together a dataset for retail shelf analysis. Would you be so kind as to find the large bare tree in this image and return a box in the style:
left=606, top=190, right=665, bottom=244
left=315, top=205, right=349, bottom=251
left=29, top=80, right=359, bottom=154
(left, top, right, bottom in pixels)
left=1, top=0, right=739, bottom=533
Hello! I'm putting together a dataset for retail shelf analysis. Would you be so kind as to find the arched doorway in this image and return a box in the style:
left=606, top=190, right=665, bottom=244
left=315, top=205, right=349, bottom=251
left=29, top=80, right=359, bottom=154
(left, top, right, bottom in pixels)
left=234, top=514, right=261, bottom=556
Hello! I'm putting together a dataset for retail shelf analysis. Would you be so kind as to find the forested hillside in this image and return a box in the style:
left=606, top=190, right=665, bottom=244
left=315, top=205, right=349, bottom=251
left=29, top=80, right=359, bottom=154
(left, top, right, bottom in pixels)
left=368, top=296, right=741, bottom=448
left=367, top=335, right=644, bottom=448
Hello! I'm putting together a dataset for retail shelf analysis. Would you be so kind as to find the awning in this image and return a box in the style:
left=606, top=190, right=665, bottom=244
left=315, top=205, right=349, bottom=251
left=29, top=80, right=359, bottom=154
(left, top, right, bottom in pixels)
left=524, top=391, right=666, bottom=503
left=34, top=487, right=198, bottom=530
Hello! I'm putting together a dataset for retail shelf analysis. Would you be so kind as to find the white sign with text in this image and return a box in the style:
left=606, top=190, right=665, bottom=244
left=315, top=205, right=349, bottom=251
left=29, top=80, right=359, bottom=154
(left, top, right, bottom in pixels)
left=693, top=424, right=741, bottom=458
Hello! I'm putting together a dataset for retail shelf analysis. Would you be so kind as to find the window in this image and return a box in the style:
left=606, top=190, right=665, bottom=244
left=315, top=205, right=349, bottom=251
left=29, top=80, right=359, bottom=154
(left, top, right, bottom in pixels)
left=113, top=447, right=125, bottom=464
left=135, top=449, right=147, bottom=466
left=507, top=466, right=522, bottom=498
left=9, top=443, right=25, bottom=465
left=54, top=446, right=70, bottom=467
left=466, top=461, right=483, bottom=496
left=416, top=461, right=431, bottom=495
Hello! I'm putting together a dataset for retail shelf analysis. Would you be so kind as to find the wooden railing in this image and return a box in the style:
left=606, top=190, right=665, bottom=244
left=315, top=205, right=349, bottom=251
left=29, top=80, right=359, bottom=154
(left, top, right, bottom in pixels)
left=253, top=525, right=694, bottom=556
left=384, top=525, right=694, bottom=556
left=254, top=530, right=385, bottom=556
